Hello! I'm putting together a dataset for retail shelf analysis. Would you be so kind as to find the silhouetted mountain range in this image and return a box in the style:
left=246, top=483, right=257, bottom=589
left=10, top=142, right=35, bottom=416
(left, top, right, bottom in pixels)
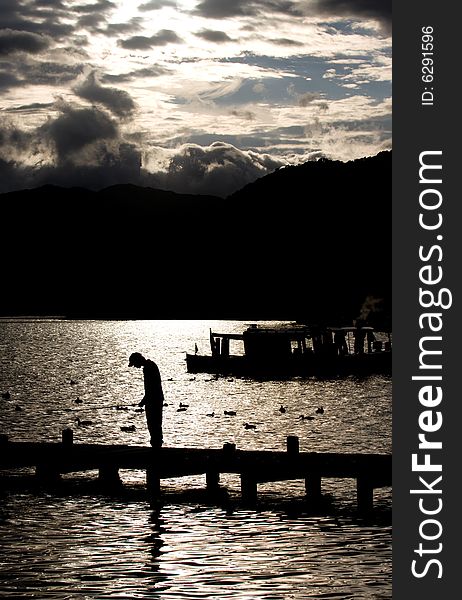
left=1, top=151, right=391, bottom=322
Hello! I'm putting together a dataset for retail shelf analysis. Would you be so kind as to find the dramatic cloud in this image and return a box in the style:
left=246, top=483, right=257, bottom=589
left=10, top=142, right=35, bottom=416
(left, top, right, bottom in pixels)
left=0, top=121, right=36, bottom=156
left=118, top=29, right=182, bottom=50
left=102, top=65, right=171, bottom=83
left=310, top=0, right=392, bottom=33
left=0, top=121, right=288, bottom=197
left=269, top=38, right=304, bottom=47
left=0, top=0, right=391, bottom=196
left=41, top=105, right=119, bottom=160
left=139, top=0, right=177, bottom=10
left=195, top=29, right=234, bottom=43
left=193, top=0, right=301, bottom=18
left=14, top=60, right=84, bottom=86
left=0, top=29, right=50, bottom=55
left=102, top=19, right=143, bottom=37
left=194, top=0, right=391, bottom=33
left=74, top=71, right=137, bottom=117
left=0, top=71, right=21, bottom=89
left=72, top=0, right=116, bottom=14
left=0, top=2, right=75, bottom=38
left=153, top=141, right=286, bottom=197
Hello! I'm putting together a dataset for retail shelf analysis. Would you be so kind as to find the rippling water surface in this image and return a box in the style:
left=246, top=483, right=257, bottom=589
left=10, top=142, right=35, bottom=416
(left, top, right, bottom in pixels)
left=0, top=320, right=391, bottom=599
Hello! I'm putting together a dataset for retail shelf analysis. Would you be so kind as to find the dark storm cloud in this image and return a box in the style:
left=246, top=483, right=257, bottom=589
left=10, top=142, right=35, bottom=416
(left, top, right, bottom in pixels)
left=0, top=108, right=142, bottom=192
left=149, top=29, right=183, bottom=45
left=0, top=122, right=35, bottom=153
left=72, top=0, right=116, bottom=14
left=17, top=60, right=84, bottom=85
left=118, top=35, right=154, bottom=50
left=41, top=105, right=119, bottom=160
left=77, top=13, right=109, bottom=28
left=194, top=0, right=391, bottom=32
left=102, top=19, right=143, bottom=37
left=0, top=1, right=74, bottom=38
left=139, top=0, right=177, bottom=10
left=0, top=71, right=21, bottom=89
left=118, top=30, right=183, bottom=50
left=74, top=71, right=137, bottom=117
left=69, top=1, right=118, bottom=33
left=310, top=0, right=391, bottom=32
left=156, top=141, right=285, bottom=197
left=0, top=29, right=50, bottom=55
left=195, top=29, right=233, bottom=43
left=193, top=0, right=301, bottom=18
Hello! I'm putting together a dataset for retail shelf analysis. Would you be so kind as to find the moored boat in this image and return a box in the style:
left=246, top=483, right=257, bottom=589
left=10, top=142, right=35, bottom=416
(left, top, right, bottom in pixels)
left=186, top=323, right=392, bottom=378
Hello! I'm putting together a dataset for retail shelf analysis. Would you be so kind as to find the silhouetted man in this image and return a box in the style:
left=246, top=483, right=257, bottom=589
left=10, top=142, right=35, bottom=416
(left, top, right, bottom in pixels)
left=129, top=352, right=164, bottom=448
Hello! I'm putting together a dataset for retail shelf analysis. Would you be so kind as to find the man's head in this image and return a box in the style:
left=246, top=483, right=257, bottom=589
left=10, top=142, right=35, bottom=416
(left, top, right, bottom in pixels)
left=128, top=352, right=145, bottom=368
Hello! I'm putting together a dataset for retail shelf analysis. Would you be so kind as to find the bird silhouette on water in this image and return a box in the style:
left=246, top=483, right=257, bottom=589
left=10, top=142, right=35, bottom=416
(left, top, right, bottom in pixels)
left=120, top=425, right=136, bottom=432
left=76, top=417, right=93, bottom=426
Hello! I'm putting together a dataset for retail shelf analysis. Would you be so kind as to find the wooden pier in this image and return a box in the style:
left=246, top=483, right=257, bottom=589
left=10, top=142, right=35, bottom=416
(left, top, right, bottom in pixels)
left=0, top=433, right=391, bottom=512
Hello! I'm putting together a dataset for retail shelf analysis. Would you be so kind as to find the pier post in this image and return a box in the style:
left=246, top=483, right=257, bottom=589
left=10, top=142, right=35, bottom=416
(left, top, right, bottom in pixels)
left=305, top=472, right=322, bottom=499
left=241, top=474, right=257, bottom=505
left=0, top=434, right=8, bottom=451
left=98, top=464, right=122, bottom=487
left=206, top=471, right=220, bottom=492
left=357, top=477, right=374, bottom=513
left=287, top=436, right=299, bottom=455
left=62, top=428, right=74, bottom=447
left=223, top=442, right=236, bottom=456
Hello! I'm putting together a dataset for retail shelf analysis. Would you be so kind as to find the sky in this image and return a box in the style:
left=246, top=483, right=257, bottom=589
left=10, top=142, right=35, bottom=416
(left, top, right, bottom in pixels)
left=0, top=0, right=391, bottom=197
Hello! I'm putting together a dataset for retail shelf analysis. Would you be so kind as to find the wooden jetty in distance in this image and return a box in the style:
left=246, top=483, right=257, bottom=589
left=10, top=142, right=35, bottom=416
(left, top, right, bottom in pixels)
left=0, top=432, right=391, bottom=512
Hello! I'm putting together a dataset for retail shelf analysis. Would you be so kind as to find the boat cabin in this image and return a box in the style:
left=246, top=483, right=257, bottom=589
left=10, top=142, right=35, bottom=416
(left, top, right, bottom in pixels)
left=208, top=324, right=391, bottom=360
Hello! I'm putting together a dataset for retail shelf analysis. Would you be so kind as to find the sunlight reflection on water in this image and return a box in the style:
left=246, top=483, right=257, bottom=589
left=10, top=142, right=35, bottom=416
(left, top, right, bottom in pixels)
left=0, top=320, right=391, bottom=599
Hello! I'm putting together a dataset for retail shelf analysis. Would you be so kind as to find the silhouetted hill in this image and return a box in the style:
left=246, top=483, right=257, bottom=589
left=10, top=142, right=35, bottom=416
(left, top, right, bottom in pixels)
left=227, top=151, right=391, bottom=325
left=0, top=151, right=391, bottom=320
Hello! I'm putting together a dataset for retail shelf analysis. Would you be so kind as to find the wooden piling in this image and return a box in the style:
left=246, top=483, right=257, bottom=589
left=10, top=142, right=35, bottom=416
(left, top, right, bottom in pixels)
left=305, top=473, right=322, bottom=498
left=206, top=471, right=220, bottom=491
left=357, top=477, right=374, bottom=512
left=223, top=442, right=236, bottom=456
left=241, top=474, right=257, bottom=504
left=98, top=464, right=122, bottom=487
left=62, top=428, right=74, bottom=447
left=287, top=435, right=299, bottom=455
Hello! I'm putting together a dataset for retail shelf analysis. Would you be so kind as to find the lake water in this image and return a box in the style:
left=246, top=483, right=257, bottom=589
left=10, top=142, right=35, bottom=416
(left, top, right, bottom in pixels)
left=0, top=319, right=392, bottom=599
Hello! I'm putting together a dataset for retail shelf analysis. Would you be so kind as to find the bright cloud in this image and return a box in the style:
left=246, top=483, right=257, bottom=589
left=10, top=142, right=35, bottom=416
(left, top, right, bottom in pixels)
left=0, top=0, right=391, bottom=195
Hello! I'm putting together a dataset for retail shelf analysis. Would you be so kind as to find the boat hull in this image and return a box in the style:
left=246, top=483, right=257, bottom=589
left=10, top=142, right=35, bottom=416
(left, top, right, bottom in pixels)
left=185, top=351, right=391, bottom=379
